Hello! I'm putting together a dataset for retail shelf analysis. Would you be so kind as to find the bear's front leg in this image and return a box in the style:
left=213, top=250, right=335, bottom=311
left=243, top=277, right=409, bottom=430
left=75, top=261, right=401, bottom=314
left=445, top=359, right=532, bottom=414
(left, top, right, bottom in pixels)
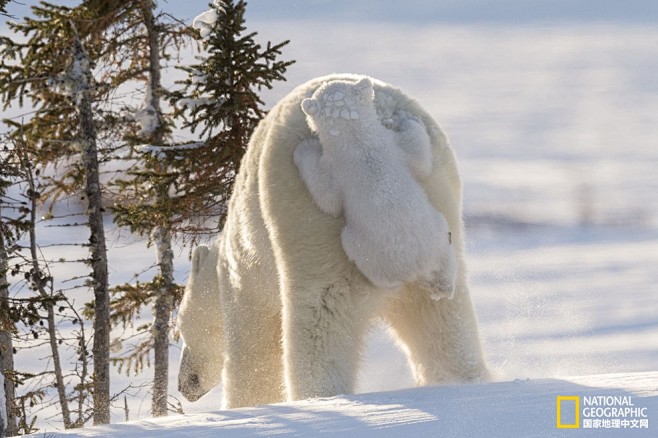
left=293, top=137, right=342, bottom=217
left=220, top=283, right=285, bottom=408
left=393, top=111, right=433, bottom=180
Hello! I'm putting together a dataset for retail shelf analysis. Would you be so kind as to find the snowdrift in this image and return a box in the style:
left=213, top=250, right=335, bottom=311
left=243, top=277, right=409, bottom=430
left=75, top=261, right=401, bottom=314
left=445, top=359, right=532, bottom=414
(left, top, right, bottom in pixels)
left=33, top=371, right=657, bottom=437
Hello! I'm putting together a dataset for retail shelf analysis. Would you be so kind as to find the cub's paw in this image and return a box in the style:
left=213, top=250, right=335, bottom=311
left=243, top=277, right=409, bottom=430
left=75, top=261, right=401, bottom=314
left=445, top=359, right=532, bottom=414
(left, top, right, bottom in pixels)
left=393, top=110, right=424, bottom=132
left=416, top=268, right=456, bottom=301
left=416, top=233, right=458, bottom=300
left=293, top=137, right=322, bottom=168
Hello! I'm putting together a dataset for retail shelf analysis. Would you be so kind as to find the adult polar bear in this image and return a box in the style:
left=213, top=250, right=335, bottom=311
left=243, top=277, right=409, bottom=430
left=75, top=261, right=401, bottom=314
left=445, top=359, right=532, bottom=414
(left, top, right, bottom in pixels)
left=177, top=73, right=488, bottom=409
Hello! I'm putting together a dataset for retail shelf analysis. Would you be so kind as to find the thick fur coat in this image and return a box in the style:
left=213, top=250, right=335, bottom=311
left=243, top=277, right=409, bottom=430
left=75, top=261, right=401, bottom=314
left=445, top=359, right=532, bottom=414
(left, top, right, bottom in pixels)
left=177, top=74, right=488, bottom=409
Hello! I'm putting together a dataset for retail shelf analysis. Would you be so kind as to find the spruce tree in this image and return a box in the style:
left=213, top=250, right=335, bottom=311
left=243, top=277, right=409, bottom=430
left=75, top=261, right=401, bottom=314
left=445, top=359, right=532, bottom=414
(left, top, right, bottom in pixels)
left=170, top=0, right=294, bottom=231
left=1, top=0, right=191, bottom=422
left=0, top=2, right=112, bottom=425
left=0, top=133, right=99, bottom=433
left=134, top=0, right=176, bottom=417
left=2, top=0, right=295, bottom=425
left=110, top=0, right=294, bottom=416
left=89, top=0, right=190, bottom=418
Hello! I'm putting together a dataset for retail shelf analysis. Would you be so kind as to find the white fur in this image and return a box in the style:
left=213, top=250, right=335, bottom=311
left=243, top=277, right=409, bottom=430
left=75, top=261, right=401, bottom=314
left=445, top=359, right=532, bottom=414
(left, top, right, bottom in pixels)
left=177, top=242, right=224, bottom=401
left=177, top=74, right=489, bottom=409
left=295, top=77, right=456, bottom=299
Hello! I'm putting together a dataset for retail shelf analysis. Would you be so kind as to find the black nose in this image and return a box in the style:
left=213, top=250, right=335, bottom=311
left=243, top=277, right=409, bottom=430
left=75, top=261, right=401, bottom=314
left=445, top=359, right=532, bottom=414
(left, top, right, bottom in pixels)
left=179, top=373, right=205, bottom=402
left=178, top=373, right=199, bottom=392
left=189, top=373, right=200, bottom=387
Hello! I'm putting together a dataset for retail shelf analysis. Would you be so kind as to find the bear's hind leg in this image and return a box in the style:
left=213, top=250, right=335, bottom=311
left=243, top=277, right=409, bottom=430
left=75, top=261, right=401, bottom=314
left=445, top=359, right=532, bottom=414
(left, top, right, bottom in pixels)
left=383, top=281, right=489, bottom=385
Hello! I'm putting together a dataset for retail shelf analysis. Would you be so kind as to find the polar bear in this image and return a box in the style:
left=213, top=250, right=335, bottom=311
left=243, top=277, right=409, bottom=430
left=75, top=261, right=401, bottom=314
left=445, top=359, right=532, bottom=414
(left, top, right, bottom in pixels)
left=177, top=73, right=488, bottom=409
left=294, top=77, right=457, bottom=299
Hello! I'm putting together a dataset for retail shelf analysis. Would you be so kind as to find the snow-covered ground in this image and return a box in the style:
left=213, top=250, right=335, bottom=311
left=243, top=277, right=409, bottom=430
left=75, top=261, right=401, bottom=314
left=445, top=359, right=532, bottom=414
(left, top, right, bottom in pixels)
left=30, top=372, right=658, bottom=437
left=5, top=16, right=657, bottom=438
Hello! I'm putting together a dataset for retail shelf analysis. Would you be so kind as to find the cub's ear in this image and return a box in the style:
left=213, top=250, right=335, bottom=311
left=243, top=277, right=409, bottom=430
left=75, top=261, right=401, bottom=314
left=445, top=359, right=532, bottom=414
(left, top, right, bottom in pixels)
left=301, top=98, right=319, bottom=116
left=353, top=77, right=374, bottom=100
left=191, top=245, right=210, bottom=276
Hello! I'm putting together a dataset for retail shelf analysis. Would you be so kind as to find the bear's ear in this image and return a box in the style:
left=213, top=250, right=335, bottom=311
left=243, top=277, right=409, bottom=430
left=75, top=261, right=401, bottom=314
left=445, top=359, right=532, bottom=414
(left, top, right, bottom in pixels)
left=301, top=98, right=319, bottom=116
left=353, top=77, right=374, bottom=101
left=191, top=245, right=210, bottom=276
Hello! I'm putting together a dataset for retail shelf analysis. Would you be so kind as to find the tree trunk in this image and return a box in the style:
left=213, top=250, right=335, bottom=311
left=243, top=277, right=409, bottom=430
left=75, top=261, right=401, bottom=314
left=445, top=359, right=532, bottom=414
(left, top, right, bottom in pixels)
left=0, top=209, right=17, bottom=437
left=150, top=222, right=174, bottom=418
left=71, top=31, right=111, bottom=426
left=141, top=1, right=174, bottom=417
left=0, top=370, right=7, bottom=438
left=23, top=163, right=73, bottom=429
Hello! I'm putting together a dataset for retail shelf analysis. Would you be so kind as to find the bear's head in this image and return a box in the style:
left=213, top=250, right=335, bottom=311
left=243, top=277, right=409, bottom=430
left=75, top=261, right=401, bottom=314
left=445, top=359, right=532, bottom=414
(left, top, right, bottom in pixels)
left=301, top=77, right=375, bottom=135
left=177, top=244, right=223, bottom=402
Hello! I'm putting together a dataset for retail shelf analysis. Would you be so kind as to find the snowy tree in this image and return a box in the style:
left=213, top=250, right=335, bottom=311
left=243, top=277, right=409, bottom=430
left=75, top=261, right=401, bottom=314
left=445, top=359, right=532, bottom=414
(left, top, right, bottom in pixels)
left=15, top=138, right=74, bottom=429
left=132, top=1, right=177, bottom=418
left=0, top=134, right=93, bottom=434
left=170, top=0, right=294, bottom=231
left=2, top=0, right=294, bottom=426
left=68, top=28, right=112, bottom=428
left=0, top=2, right=112, bottom=426
left=0, top=131, right=102, bottom=433
left=2, top=0, right=190, bottom=420
left=107, top=0, right=294, bottom=417
left=89, top=0, right=190, bottom=418
left=109, top=1, right=293, bottom=415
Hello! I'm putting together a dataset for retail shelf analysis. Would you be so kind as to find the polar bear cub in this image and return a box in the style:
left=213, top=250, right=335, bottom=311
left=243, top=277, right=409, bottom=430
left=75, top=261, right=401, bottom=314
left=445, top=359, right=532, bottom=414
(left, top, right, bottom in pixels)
left=294, top=77, right=457, bottom=299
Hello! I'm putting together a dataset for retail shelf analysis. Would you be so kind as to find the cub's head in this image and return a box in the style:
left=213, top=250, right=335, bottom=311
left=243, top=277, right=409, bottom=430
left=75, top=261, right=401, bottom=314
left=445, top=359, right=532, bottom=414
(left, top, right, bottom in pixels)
left=301, top=77, right=375, bottom=135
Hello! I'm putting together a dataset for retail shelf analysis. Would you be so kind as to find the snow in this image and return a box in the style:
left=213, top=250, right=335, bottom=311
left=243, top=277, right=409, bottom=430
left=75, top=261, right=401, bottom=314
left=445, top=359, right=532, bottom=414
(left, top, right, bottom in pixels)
left=177, top=97, right=214, bottom=110
left=138, top=143, right=205, bottom=160
left=134, top=81, right=160, bottom=137
left=47, top=39, right=92, bottom=106
left=192, top=1, right=223, bottom=39
left=26, top=372, right=658, bottom=437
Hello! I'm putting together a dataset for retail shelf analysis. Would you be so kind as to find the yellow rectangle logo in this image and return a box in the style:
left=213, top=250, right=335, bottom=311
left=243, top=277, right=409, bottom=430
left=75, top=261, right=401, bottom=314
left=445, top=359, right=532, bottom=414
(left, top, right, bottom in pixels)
left=557, top=396, right=580, bottom=429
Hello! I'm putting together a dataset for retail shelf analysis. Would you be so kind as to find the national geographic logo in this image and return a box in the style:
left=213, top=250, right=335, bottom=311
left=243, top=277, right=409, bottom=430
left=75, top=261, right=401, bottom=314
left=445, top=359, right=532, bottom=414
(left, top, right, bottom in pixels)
left=556, top=395, right=650, bottom=430
left=556, top=396, right=580, bottom=428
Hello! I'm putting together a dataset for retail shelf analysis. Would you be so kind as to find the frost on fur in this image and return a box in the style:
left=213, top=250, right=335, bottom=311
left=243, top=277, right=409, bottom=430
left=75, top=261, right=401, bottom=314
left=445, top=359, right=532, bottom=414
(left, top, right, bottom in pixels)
left=296, top=77, right=457, bottom=299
